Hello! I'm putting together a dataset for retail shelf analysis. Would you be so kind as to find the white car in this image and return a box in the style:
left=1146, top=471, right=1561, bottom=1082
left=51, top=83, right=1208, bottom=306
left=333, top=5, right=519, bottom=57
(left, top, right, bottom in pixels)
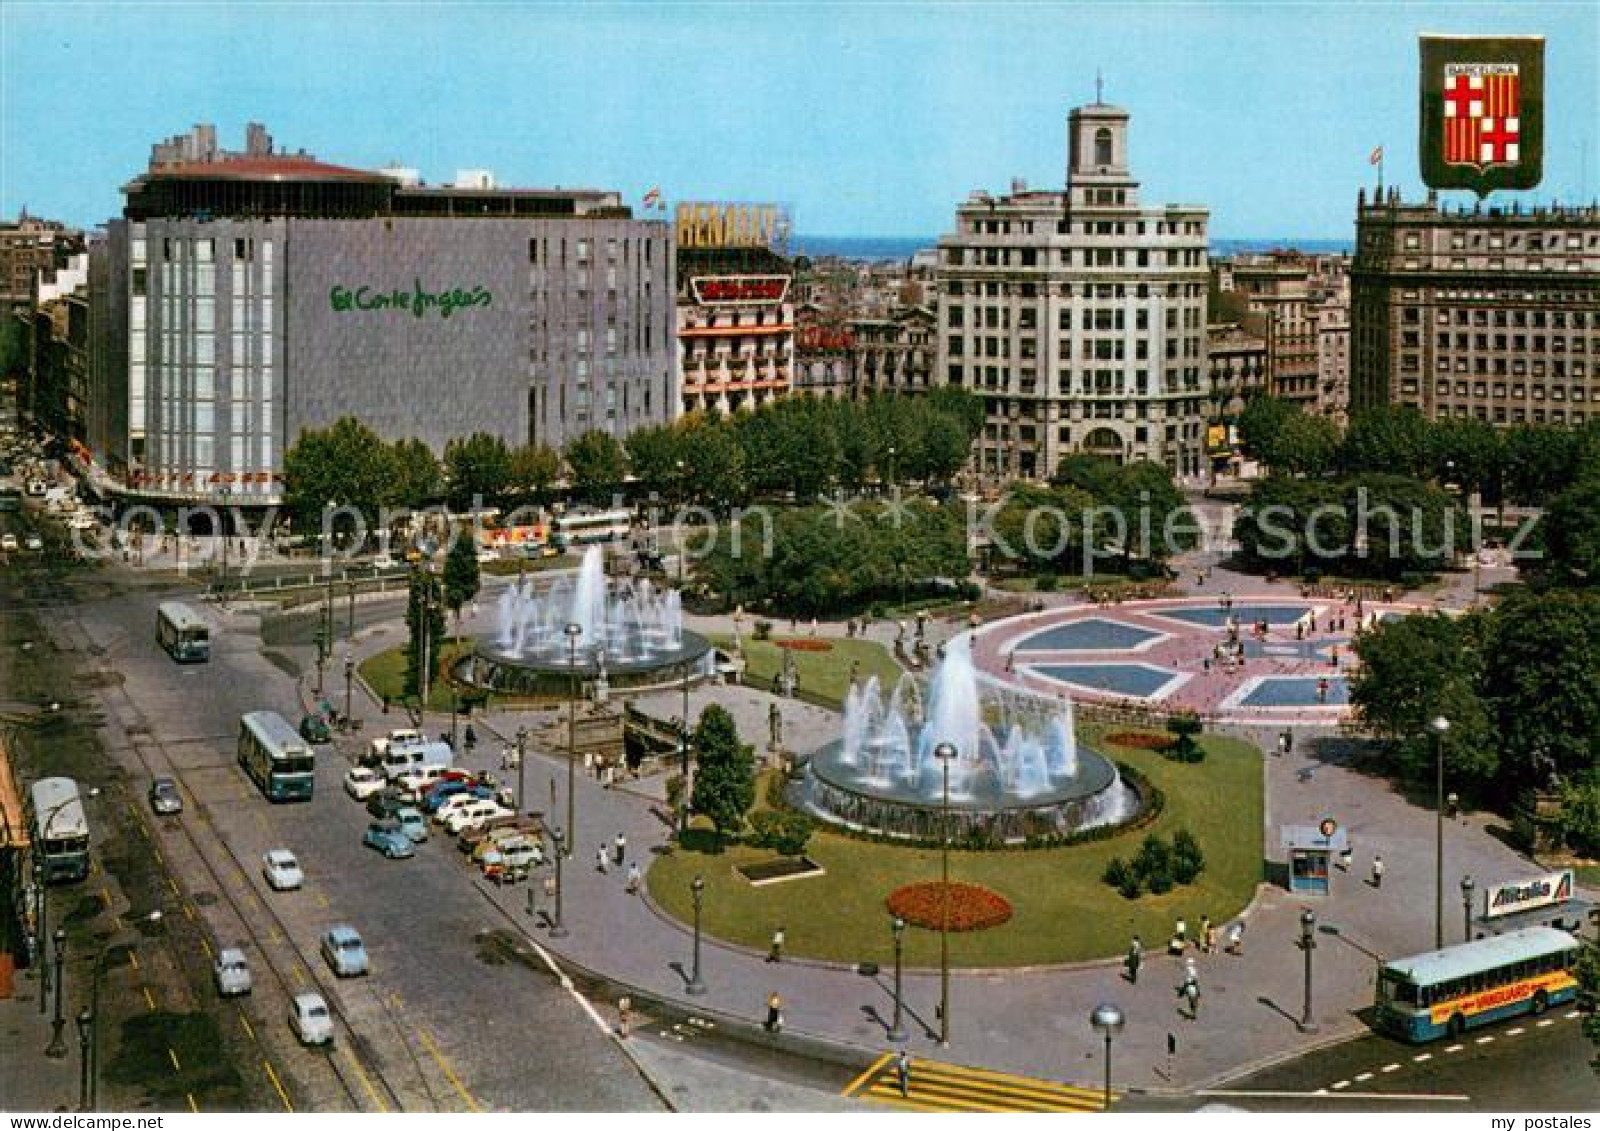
left=443, top=801, right=513, bottom=836
left=432, top=791, right=487, bottom=826
left=24, top=533, right=42, bottom=551
left=262, top=849, right=304, bottom=891
left=367, top=727, right=423, bottom=765
left=0, top=534, right=16, bottom=552
left=290, top=992, right=333, bottom=1046
left=393, top=765, right=448, bottom=801
left=214, top=948, right=252, bottom=997
left=344, top=767, right=385, bottom=801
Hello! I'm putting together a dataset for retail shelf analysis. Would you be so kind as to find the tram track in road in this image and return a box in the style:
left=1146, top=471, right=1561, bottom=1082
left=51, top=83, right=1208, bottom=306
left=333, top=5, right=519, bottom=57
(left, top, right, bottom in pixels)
left=55, top=611, right=440, bottom=1113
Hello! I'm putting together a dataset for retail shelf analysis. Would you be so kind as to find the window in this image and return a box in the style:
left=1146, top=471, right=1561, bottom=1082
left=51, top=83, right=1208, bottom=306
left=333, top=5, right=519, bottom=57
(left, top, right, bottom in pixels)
left=1094, top=127, right=1113, bottom=166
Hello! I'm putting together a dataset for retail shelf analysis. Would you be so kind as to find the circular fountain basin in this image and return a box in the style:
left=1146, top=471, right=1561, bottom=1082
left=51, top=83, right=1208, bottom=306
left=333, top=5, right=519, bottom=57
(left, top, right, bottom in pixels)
left=793, top=734, right=1138, bottom=846
left=459, top=629, right=713, bottom=695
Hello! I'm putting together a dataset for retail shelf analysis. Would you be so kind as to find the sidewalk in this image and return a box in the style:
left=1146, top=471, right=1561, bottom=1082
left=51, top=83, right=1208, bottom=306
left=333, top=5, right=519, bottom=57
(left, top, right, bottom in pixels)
left=0, top=968, right=82, bottom=1112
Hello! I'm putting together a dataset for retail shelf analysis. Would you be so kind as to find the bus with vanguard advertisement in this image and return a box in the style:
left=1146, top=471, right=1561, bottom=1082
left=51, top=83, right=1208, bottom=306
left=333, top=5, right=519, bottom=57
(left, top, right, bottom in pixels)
left=1374, top=926, right=1581, bottom=1041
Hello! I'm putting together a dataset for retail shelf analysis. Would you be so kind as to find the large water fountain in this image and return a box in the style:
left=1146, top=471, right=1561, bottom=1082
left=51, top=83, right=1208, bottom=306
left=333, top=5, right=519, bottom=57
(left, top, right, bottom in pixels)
left=793, top=638, right=1139, bottom=844
left=458, top=546, right=712, bottom=694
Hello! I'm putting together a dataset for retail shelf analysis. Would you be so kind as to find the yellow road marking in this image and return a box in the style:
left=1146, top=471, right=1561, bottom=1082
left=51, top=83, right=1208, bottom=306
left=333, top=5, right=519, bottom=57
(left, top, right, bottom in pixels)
left=843, top=1052, right=893, bottom=1097
left=419, top=1027, right=482, bottom=1113
left=100, top=885, right=114, bottom=912
left=199, top=936, right=213, bottom=959
left=142, top=986, right=157, bottom=1011
left=186, top=1093, right=198, bottom=1113
left=128, top=950, right=140, bottom=972
left=239, top=1013, right=256, bottom=1041
left=342, top=1044, right=389, bottom=1112
left=903, top=1056, right=1108, bottom=1100
left=315, top=891, right=329, bottom=909
left=166, top=875, right=181, bottom=897
left=168, top=1047, right=182, bottom=1072
left=262, top=1059, right=294, bottom=1112
left=153, top=847, right=167, bottom=867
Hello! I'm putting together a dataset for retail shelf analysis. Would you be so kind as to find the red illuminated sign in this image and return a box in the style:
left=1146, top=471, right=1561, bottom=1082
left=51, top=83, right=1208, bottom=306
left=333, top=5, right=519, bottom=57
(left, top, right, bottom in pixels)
left=690, top=275, right=790, bottom=306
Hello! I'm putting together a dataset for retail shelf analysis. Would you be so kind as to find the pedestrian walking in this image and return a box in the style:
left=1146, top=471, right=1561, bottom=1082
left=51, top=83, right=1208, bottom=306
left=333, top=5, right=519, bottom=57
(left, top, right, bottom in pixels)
left=1126, top=935, right=1143, bottom=984
left=895, top=1049, right=911, bottom=1098
left=626, top=863, right=642, bottom=894
left=1203, top=919, right=1217, bottom=955
left=1338, top=845, right=1353, bottom=872
left=1225, top=922, right=1244, bottom=956
left=596, top=846, right=610, bottom=874
left=464, top=723, right=477, bottom=749
left=1198, top=916, right=1212, bottom=953
left=1169, top=917, right=1187, bottom=955
left=767, top=926, right=786, bottom=963
left=1371, top=854, right=1384, bottom=888
left=614, top=833, right=627, bottom=866
left=765, top=992, right=783, bottom=1033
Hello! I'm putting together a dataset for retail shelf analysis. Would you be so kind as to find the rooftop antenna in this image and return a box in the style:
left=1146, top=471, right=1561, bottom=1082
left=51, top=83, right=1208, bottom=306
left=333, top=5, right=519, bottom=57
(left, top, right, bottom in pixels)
left=1095, top=69, right=1104, bottom=105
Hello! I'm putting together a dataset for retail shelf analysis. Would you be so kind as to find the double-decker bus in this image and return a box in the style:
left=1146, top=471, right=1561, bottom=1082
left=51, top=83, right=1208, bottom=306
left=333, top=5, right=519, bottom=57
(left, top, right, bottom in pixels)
left=156, top=601, right=211, bottom=663
left=551, top=509, right=631, bottom=550
left=238, top=711, right=315, bottom=802
left=29, top=777, right=90, bottom=883
left=1374, top=926, right=1581, bottom=1041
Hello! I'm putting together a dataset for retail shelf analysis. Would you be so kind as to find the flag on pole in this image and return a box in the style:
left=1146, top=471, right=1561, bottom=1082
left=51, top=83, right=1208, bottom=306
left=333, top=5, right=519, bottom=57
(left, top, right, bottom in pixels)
left=1369, top=145, right=1384, bottom=166
left=642, top=187, right=661, bottom=207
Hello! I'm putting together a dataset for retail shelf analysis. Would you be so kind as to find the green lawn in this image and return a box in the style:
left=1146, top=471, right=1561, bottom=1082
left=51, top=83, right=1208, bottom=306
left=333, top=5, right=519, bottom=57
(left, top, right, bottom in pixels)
left=708, top=634, right=904, bottom=708
left=358, top=640, right=483, bottom=713
left=648, top=730, right=1264, bottom=966
left=1576, top=865, right=1600, bottom=888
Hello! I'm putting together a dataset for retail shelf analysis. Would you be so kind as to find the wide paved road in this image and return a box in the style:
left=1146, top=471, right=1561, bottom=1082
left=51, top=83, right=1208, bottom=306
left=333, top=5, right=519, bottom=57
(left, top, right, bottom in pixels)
left=47, top=561, right=663, bottom=1111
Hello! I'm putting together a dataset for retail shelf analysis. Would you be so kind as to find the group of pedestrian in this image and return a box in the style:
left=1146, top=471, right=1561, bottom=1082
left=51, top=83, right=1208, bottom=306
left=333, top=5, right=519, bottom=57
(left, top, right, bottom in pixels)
left=595, top=832, right=643, bottom=894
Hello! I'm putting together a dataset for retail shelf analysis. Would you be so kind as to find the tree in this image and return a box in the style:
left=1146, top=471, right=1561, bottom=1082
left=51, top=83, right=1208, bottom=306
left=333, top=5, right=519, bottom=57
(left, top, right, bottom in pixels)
left=1340, top=473, right=1458, bottom=579
left=1340, top=405, right=1432, bottom=478
left=690, top=704, right=756, bottom=839
left=624, top=423, right=686, bottom=501
left=443, top=432, right=512, bottom=511
left=1542, top=477, right=1600, bottom=586
left=1236, top=395, right=1297, bottom=462
left=1232, top=476, right=1346, bottom=575
left=564, top=430, right=628, bottom=505
left=1428, top=417, right=1503, bottom=500
left=1270, top=412, right=1341, bottom=477
left=403, top=569, right=447, bottom=700
left=441, top=529, right=482, bottom=627
left=507, top=442, right=561, bottom=499
left=1504, top=424, right=1579, bottom=505
left=680, top=415, right=747, bottom=510
left=386, top=438, right=442, bottom=510
left=282, top=417, right=396, bottom=541
left=924, top=386, right=984, bottom=441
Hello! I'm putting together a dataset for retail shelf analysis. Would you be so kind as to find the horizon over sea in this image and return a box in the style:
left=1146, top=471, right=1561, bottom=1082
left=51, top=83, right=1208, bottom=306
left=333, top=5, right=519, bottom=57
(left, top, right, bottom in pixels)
left=794, top=234, right=1354, bottom=261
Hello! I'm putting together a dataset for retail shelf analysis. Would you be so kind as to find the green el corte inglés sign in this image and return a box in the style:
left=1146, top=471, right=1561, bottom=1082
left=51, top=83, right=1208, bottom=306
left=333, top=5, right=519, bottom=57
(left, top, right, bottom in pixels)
left=330, top=279, right=492, bottom=319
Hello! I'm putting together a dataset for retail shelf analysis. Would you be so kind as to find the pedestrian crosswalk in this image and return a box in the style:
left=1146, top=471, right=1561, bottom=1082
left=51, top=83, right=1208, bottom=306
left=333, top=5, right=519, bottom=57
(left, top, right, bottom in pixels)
left=843, top=1052, right=1115, bottom=1113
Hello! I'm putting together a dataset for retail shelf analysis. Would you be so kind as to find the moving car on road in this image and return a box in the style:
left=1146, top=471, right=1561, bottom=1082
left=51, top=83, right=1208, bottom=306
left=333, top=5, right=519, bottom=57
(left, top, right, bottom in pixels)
left=214, top=948, right=252, bottom=997
left=290, top=993, right=333, bottom=1046
left=262, top=849, right=304, bottom=891
left=148, top=777, right=183, bottom=815
left=320, top=926, right=369, bottom=977
left=298, top=713, right=332, bottom=744
left=363, top=820, right=416, bottom=859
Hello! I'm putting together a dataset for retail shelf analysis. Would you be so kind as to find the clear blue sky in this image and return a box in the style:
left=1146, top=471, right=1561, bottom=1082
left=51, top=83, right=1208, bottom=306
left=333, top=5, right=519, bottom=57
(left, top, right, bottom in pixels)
left=2, top=2, right=1595, bottom=239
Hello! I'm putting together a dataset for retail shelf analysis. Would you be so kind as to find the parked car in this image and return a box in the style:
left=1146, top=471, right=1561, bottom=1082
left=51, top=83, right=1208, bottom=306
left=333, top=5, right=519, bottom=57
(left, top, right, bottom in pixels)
left=393, top=764, right=449, bottom=802
left=298, top=714, right=332, bottom=744
left=262, top=848, right=304, bottom=891
left=480, top=841, right=542, bottom=876
left=380, top=740, right=454, bottom=781
left=0, top=533, right=16, bottom=552
left=362, top=819, right=415, bottom=859
left=468, top=822, right=545, bottom=862
left=344, top=767, right=385, bottom=801
left=24, top=533, right=42, bottom=551
left=455, top=812, right=523, bottom=852
left=148, top=777, right=183, bottom=815
left=214, top=947, right=252, bottom=996
left=432, top=789, right=494, bottom=825
left=320, top=926, right=369, bottom=977
left=394, top=807, right=429, bottom=843
left=365, top=788, right=408, bottom=821
left=290, top=992, right=333, bottom=1045
left=443, top=801, right=514, bottom=836
left=422, top=781, right=492, bottom=815
left=365, top=727, right=424, bottom=767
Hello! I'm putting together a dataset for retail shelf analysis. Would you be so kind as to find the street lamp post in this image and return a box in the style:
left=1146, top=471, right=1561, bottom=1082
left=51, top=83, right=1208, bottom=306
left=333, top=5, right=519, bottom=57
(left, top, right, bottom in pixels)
left=1298, top=908, right=1318, bottom=1033
left=217, top=487, right=231, bottom=606
left=515, top=726, right=528, bottom=815
left=1089, top=1002, right=1124, bottom=1110
left=565, top=623, right=583, bottom=855
left=679, top=661, right=692, bottom=839
left=33, top=854, right=47, bottom=1015
left=76, top=1009, right=92, bottom=1111
left=1461, top=875, right=1476, bottom=943
left=46, top=926, right=67, bottom=1057
left=1429, top=715, right=1451, bottom=950
left=933, top=741, right=958, bottom=1047
left=342, top=651, right=354, bottom=733
left=888, top=915, right=908, bottom=1043
left=549, top=827, right=568, bottom=939
left=686, top=875, right=707, bottom=996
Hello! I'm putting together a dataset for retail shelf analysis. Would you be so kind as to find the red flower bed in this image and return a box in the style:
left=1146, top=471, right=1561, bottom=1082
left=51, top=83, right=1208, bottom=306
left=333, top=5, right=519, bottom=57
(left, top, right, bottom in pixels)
left=1107, top=731, right=1175, bottom=751
left=777, top=638, right=834, bottom=653
left=886, top=882, right=1013, bottom=932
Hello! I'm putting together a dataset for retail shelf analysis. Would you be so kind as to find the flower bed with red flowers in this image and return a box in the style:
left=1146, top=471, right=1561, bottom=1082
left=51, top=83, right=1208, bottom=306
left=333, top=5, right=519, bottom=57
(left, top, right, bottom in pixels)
left=1107, top=731, right=1175, bottom=751
left=886, top=882, right=1013, bottom=932
left=777, top=638, right=834, bottom=653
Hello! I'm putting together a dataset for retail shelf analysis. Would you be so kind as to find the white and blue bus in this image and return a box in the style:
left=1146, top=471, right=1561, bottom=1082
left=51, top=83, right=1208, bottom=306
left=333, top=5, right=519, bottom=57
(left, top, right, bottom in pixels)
left=238, top=711, right=315, bottom=802
left=157, top=601, right=211, bottom=663
left=29, top=777, right=90, bottom=883
left=1374, top=926, right=1581, bottom=1042
left=551, top=509, right=631, bottom=550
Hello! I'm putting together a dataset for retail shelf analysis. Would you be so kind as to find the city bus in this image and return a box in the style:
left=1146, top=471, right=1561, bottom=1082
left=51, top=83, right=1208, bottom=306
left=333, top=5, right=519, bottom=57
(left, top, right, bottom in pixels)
left=551, top=509, right=631, bottom=550
left=1374, top=926, right=1581, bottom=1042
left=156, top=601, right=211, bottom=663
left=28, top=777, right=90, bottom=883
left=238, top=711, right=316, bottom=802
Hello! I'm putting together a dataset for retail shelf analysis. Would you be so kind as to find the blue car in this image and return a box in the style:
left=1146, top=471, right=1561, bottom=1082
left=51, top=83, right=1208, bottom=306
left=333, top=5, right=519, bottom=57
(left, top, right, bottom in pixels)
left=320, top=926, right=369, bottom=977
left=421, top=780, right=492, bottom=815
left=362, top=820, right=415, bottom=859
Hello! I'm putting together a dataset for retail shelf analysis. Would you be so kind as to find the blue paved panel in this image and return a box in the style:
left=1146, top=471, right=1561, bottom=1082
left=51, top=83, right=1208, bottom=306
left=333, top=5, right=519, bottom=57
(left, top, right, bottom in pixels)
left=1240, top=676, right=1350, bottom=707
left=1016, top=618, right=1163, bottom=652
left=1034, top=663, right=1177, bottom=698
left=1153, top=604, right=1312, bottom=629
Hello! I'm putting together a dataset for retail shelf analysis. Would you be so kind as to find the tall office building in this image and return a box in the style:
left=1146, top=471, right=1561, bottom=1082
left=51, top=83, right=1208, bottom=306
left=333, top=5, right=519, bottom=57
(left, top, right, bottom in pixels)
left=87, top=124, right=674, bottom=505
left=934, top=101, right=1210, bottom=480
left=1350, top=189, right=1600, bottom=425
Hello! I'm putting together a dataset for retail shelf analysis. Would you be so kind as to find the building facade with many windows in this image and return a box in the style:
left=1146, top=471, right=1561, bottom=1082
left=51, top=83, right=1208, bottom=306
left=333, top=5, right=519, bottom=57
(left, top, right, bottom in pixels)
left=934, top=102, right=1210, bottom=481
left=1351, top=190, right=1600, bottom=426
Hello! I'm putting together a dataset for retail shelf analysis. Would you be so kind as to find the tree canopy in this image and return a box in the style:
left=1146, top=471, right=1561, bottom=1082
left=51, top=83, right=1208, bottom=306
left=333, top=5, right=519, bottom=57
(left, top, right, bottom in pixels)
left=443, top=432, right=512, bottom=512
left=690, top=704, right=756, bottom=839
